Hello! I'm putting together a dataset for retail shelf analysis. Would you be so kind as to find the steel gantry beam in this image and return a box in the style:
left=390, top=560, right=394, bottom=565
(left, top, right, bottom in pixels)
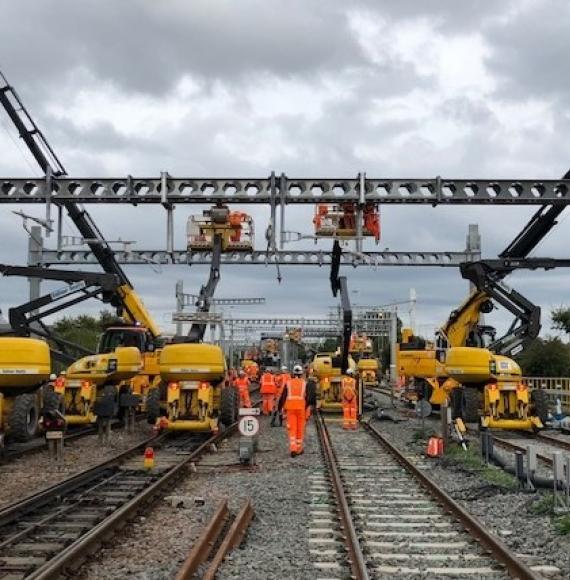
left=172, top=313, right=394, bottom=333
left=3, top=174, right=570, bottom=204
left=172, top=314, right=340, bottom=326
left=36, top=249, right=476, bottom=267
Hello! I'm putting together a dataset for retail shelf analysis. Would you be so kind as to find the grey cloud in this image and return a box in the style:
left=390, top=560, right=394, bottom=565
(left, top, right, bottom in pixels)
left=1, top=0, right=570, bottom=344
left=484, top=0, right=570, bottom=102
left=0, top=0, right=365, bottom=98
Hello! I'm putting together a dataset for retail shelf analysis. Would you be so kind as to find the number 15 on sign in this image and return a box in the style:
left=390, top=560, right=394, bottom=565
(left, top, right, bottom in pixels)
left=238, top=416, right=259, bottom=437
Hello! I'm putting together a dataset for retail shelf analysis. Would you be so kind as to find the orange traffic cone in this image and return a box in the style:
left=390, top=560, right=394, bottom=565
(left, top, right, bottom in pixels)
left=426, top=437, right=444, bottom=458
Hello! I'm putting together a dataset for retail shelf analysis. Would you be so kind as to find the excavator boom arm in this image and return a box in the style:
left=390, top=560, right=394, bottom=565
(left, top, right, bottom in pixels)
left=0, top=70, right=160, bottom=339
left=330, top=241, right=352, bottom=373
left=187, top=234, right=222, bottom=342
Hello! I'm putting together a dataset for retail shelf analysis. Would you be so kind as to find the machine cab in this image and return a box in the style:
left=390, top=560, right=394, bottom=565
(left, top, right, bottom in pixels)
left=98, top=326, right=155, bottom=354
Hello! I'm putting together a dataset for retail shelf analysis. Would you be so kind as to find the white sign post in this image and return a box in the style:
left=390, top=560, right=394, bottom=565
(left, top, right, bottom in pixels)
left=238, top=412, right=260, bottom=466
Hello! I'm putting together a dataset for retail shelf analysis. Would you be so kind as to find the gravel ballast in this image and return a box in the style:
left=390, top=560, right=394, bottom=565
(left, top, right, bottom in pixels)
left=370, top=391, right=570, bottom=579
left=78, top=415, right=323, bottom=580
left=0, top=422, right=154, bottom=509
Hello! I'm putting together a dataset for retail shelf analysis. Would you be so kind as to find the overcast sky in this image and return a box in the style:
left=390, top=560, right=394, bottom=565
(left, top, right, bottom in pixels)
left=0, top=0, right=569, bottom=340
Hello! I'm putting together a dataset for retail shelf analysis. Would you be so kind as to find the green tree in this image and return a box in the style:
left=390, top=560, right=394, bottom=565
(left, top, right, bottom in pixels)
left=51, top=310, right=121, bottom=352
left=319, top=338, right=339, bottom=352
left=552, top=307, right=570, bottom=336
left=516, top=337, right=570, bottom=377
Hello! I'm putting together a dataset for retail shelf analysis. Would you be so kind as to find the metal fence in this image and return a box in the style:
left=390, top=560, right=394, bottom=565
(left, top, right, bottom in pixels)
left=523, top=377, right=570, bottom=412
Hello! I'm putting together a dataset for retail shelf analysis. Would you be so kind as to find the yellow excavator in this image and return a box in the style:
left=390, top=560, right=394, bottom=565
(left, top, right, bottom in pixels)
left=349, top=333, right=380, bottom=388
left=149, top=210, right=254, bottom=433
left=314, top=241, right=362, bottom=414
left=398, top=201, right=570, bottom=430
left=0, top=70, right=181, bottom=436
left=0, top=337, right=52, bottom=443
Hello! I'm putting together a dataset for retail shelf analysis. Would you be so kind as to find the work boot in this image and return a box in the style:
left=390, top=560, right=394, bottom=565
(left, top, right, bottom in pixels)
left=270, top=414, right=276, bottom=427
left=290, top=450, right=297, bottom=458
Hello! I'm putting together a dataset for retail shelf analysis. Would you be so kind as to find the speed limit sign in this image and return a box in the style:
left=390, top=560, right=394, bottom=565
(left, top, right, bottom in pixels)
left=238, top=416, right=259, bottom=437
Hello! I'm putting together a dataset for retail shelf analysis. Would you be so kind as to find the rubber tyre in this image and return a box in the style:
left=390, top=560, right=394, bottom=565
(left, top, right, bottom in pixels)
left=450, top=387, right=480, bottom=423
left=220, top=387, right=238, bottom=427
left=463, top=387, right=481, bottom=423
left=146, top=387, right=161, bottom=425
left=95, top=384, right=119, bottom=419
left=531, top=388, right=548, bottom=425
left=9, top=393, right=39, bottom=442
left=450, top=387, right=464, bottom=420
left=418, top=379, right=433, bottom=403
left=42, top=388, right=65, bottom=415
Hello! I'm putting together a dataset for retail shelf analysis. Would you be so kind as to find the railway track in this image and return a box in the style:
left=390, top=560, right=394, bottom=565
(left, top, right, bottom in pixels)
left=175, top=498, right=255, bottom=579
left=313, top=413, right=540, bottom=579
left=0, top=424, right=241, bottom=579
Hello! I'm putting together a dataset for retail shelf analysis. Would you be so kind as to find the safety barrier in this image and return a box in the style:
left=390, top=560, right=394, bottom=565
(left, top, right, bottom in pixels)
left=523, top=377, right=570, bottom=412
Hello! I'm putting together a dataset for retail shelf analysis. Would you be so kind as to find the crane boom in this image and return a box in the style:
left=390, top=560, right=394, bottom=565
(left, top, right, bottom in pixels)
left=439, top=168, right=567, bottom=354
left=330, top=241, right=352, bottom=373
left=0, top=70, right=160, bottom=339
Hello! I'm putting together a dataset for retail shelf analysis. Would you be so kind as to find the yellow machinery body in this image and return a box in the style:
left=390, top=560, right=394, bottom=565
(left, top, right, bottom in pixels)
left=313, top=352, right=357, bottom=412
left=241, top=359, right=259, bottom=381
left=0, top=337, right=51, bottom=389
left=187, top=207, right=254, bottom=252
left=58, top=347, right=142, bottom=425
left=0, top=337, right=51, bottom=441
left=446, top=347, right=543, bottom=430
left=157, top=343, right=233, bottom=433
left=262, top=338, right=278, bottom=355
left=104, top=289, right=163, bottom=410
left=357, top=357, right=379, bottom=387
left=395, top=289, right=496, bottom=409
left=396, top=340, right=452, bottom=406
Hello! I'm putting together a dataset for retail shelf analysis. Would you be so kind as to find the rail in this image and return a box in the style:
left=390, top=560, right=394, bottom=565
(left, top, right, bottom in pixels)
left=362, top=420, right=540, bottom=580
left=493, top=432, right=570, bottom=467
left=0, top=394, right=261, bottom=580
left=175, top=498, right=254, bottom=580
left=315, top=412, right=370, bottom=580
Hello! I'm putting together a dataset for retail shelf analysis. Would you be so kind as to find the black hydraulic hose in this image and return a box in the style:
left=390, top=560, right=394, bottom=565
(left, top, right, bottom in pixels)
left=489, top=448, right=558, bottom=489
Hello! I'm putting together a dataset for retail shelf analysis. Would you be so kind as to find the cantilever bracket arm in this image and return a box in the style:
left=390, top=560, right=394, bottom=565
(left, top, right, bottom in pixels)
left=330, top=240, right=342, bottom=297
left=187, top=234, right=223, bottom=343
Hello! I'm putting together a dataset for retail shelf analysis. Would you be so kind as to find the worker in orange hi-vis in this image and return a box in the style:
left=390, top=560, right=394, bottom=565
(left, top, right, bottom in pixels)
left=233, top=370, right=251, bottom=408
left=259, top=370, right=276, bottom=415
left=341, top=368, right=358, bottom=430
left=278, top=365, right=316, bottom=457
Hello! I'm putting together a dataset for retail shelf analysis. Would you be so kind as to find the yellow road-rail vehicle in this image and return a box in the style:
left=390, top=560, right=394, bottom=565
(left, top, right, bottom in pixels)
left=148, top=209, right=254, bottom=433
left=396, top=202, right=570, bottom=430
left=151, top=343, right=238, bottom=433
left=0, top=337, right=52, bottom=443
left=0, top=71, right=165, bottom=438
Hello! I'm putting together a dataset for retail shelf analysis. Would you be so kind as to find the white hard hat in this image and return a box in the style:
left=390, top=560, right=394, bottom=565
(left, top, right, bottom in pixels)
left=346, top=368, right=354, bottom=376
left=49, top=373, right=57, bottom=381
left=293, top=364, right=303, bottom=374
left=281, top=366, right=288, bottom=371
